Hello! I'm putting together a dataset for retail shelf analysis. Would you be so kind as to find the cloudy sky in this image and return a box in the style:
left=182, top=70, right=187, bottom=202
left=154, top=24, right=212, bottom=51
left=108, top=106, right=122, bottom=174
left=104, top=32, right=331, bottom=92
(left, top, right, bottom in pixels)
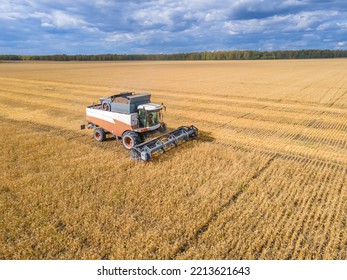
left=1, top=0, right=346, bottom=54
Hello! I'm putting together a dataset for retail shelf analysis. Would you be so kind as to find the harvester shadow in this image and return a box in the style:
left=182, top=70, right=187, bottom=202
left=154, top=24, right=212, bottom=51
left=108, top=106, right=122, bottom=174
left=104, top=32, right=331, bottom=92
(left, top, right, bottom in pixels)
left=103, top=136, right=117, bottom=142
left=197, top=130, right=215, bottom=143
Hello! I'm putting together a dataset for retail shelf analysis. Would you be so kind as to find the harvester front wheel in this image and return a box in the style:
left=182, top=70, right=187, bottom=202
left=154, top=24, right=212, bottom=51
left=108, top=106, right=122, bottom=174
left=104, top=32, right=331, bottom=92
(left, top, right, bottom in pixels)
left=122, top=131, right=141, bottom=150
left=94, top=128, right=106, bottom=142
left=159, top=123, right=167, bottom=133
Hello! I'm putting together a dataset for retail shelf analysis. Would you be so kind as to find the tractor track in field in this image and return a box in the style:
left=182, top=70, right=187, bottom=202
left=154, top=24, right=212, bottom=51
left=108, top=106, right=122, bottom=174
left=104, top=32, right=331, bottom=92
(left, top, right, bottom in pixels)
left=215, top=140, right=347, bottom=174
left=170, top=153, right=279, bottom=259
left=330, top=90, right=347, bottom=107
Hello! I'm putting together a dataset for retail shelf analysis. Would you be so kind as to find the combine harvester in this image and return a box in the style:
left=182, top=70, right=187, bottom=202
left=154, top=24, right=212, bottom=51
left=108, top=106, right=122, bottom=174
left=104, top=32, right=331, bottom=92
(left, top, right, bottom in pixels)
left=81, top=92, right=198, bottom=161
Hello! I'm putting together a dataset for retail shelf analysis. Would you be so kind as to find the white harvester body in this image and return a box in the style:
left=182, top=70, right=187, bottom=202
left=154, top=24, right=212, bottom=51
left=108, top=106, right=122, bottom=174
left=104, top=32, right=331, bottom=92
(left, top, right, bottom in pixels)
left=86, top=107, right=161, bottom=136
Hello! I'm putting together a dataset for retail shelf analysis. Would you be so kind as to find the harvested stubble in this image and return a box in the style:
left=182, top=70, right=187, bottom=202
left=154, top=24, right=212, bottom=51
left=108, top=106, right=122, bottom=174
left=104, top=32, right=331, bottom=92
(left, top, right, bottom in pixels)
left=0, top=60, right=346, bottom=259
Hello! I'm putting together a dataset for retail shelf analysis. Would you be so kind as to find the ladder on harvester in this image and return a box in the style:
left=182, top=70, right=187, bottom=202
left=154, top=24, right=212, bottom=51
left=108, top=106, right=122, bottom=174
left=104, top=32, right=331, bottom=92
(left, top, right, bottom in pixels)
left=130, top=125, right=198, bottom=161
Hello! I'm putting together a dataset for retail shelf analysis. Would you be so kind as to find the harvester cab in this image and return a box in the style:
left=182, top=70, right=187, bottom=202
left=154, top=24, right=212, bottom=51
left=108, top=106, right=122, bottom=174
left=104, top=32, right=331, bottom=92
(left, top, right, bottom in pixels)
left=83, top=92, right=198, bottom=161
left=137, top=103, right=164, bottom=130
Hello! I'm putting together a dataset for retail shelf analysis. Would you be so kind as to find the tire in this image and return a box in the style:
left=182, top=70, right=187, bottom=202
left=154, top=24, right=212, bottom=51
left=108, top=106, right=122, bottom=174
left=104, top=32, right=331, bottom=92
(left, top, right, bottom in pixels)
left=94, top=128, right=106, bottom=142
left=122, top=131, right=141, bottom=150
left=159, top=123, right=167, bottom=133
left=102, top=102, right=111, bottom=111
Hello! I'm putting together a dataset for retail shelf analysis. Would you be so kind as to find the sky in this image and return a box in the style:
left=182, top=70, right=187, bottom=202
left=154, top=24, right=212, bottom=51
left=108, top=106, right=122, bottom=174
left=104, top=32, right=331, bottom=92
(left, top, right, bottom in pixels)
left=0, top=0, right=346, bottom=55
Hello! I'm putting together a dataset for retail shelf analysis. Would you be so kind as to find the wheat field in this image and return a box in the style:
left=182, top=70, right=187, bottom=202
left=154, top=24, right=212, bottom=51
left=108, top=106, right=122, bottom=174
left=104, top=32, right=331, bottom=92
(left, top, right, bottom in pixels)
left=0, top=60, right=346, bottom=259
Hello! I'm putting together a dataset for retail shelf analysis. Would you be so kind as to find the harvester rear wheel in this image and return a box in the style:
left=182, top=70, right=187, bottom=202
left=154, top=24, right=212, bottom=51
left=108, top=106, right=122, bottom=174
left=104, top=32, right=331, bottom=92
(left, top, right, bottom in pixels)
left=94, top=128, right=106, bottom=142
left=102, top=102, right=111, bottom=111
left=122, top=131, right=141, bottom=150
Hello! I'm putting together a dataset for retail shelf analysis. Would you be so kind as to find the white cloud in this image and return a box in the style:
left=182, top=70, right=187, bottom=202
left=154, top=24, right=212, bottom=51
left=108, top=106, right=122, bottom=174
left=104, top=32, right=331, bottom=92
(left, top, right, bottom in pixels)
left=0, top=0, right=32, bottom=20
left=286, top=11, right=339, bottom=31
left=281, top=0, right=307, bottom=8
left=105, top=33, right=136, bottom=43
left=105, top=29, right=172, bottom=46
left=0, top=0, right=99, bottom=32
left=224, top=19, right=263, bottom=35
left=132, top=8, right=174, bottom=27
left=224, top=10, right=342, bottom=35
left=317, top=22, right=336, bottom=31
left=204, top=9, right=227, bottom=22
left=40, top=10, right=87, bottom=29
left=337, top=22, right=347, bottom=29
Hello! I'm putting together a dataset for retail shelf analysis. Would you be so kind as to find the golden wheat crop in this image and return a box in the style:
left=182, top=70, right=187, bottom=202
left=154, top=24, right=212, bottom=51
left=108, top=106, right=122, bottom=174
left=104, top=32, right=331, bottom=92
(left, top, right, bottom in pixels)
left=0, top=60, right=346, bottom=259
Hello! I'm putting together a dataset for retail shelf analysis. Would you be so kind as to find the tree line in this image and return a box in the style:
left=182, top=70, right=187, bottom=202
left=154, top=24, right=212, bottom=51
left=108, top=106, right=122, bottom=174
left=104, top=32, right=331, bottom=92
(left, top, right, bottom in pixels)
left=1, top=50, right=347, bottom=61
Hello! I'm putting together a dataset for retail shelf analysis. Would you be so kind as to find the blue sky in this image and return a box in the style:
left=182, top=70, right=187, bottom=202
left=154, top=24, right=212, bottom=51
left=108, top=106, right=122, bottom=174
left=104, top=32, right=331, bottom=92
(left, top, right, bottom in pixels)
left=1, top=0, right=346, bottom=54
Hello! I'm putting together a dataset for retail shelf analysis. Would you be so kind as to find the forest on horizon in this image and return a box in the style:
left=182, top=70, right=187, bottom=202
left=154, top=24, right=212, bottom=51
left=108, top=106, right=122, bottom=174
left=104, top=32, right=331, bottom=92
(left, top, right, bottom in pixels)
left=1, top=49, right=347, bottom=61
